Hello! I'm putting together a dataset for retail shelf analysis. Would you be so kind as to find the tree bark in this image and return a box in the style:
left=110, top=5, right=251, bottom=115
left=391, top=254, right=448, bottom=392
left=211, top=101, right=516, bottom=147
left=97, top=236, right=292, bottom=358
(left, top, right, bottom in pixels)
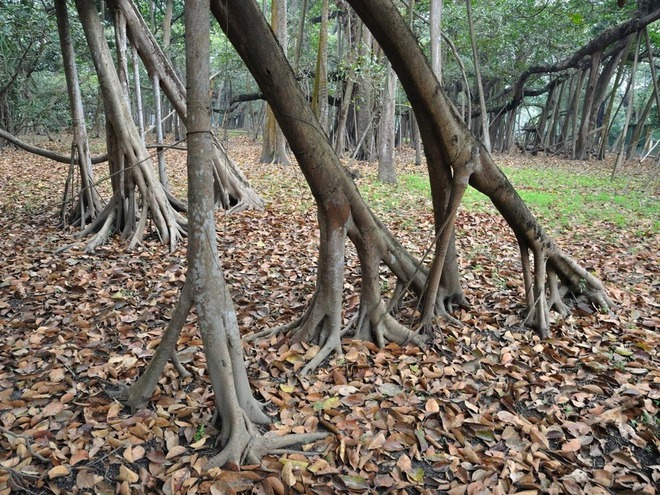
left=55, top=0, right=104, bottom=229
left=378, top=61, right=397, bottom=183
left=575, top=50, right=602, bottom=159
left=118, top=0, right=324, bottom=468
left=260, top=0, right=291, bottom=165
left=312, top=0, right=329, bottom=132
left=429, top=0, right=442, bottom=82
left=613, top=32, right=641, bottom=177
left=212, top=0, right=430, bottom=373
left=466, top=0, right=491, bottom=152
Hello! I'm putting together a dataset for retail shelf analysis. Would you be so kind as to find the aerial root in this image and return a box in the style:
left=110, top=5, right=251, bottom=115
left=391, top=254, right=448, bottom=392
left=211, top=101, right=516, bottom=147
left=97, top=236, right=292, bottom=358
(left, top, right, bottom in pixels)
left=547, top=268, right=569, bottom=316
left=110, top=283, right=193, bottom=411
left=205, top=409, right=328, bottom=470
left=243, top=316, right=303, bottom=343
left=300, top=329, right=342, bottom=376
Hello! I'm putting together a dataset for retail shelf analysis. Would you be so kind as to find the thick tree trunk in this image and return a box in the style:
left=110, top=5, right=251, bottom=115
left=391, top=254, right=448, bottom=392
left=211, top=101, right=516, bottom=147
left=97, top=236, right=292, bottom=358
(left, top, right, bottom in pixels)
left=118, top=1, right=324, bottom=468
left=108, top=0, right=265, bottom=211
left=348, top=0, right=613, bottom=337
left=213, top=0, right=429, bottom=374
left=75, top=0, right=186, bottom=252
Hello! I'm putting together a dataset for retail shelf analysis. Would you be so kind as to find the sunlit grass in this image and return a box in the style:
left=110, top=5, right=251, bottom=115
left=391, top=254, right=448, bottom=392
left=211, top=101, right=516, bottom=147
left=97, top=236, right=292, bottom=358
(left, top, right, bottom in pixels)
left=358, top=159, right=659, bottom=234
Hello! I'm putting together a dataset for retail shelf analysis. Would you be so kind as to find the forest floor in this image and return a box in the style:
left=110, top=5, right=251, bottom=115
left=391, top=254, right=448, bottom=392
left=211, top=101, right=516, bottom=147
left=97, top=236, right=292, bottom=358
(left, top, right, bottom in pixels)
left=0, top=135, right=658, bottom=495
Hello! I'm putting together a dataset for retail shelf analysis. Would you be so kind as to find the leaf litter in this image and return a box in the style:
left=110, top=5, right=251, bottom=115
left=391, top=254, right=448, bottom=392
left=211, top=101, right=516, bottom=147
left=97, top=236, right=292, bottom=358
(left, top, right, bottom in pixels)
left=0, top=136, right=658, bottom=494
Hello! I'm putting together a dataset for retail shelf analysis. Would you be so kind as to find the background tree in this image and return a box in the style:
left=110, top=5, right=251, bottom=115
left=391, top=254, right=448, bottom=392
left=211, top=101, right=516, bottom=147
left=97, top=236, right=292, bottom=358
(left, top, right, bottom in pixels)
left=54, top=0, right=103, bottom=229
left=260, top=0, right=291, bottom=165
left=74, top=0, right=186, bottom=252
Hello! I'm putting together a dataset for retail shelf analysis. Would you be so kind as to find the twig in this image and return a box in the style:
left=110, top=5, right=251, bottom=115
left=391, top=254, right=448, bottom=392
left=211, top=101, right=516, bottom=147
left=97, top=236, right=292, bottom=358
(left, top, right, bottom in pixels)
left=0, top=426, right=50, bottom=463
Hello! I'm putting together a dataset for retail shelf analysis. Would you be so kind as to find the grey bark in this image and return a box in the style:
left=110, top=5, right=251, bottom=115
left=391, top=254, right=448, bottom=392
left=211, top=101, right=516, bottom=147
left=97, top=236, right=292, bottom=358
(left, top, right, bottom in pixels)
left=378, top=61, right=397, bottom=183
left=55, top=0, right=103, bottom=229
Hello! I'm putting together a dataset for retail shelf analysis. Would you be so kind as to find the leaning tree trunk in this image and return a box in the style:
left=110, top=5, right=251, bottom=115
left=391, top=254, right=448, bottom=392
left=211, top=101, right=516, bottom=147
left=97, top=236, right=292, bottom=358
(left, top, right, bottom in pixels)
left=347, top=0, right=613, bottom=338
left=109, top=0, right=265, bottom=212
left=74, top=0, right=186, bottom=252
left=55, top=0, right=103, bottom=229
left=575, top=50, right=602, bottom=160
left=612, top=32, right=641, bottom=178
left=214, top=0, right=442, bottom=375
left=115, top=0, right=325, bottom=468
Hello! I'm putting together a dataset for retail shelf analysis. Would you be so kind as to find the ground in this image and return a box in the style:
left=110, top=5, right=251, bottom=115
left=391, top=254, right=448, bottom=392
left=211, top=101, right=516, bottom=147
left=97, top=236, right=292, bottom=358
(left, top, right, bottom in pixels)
left=0, top=136, right=658, bottom=494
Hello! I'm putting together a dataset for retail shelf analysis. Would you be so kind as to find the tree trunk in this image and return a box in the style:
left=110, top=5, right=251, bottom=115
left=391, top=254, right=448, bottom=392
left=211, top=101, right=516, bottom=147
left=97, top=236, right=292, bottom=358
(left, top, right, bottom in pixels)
left=117, top=0, right=325, bottom=468
left=260, top=0, right=291, bottom=165
left=109, top=0, right=264, bottom=211
left=74, top=0, right=186, bottom=252
left=334, top=13, right=358, bottom=156
left=54, top=0, right=103, bottom=229
left=378, top=61, right=397, bottom=183
left=466, top=0, right=491, bottom=152
left=354, top=25, right=376, bottom=161
left=131, top=45, right=145, bottom=140
left=429, top=0, right=442, bottom=82
left=348, top=0, right=612, bottom=337
left=213, top=0, right=432, bottom=374
left=312, top=0, right=329, bottom=132
left=613, top=32, right=641, bottom=177
left=575, top=50, right=602, bottom=159
left=152, top=73, right=168, bottom=188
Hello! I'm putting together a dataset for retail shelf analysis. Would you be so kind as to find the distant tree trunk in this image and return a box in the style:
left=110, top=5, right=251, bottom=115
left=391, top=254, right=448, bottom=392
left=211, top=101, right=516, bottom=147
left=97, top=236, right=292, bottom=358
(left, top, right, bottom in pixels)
left=408, top=0, right=422, bottom=165
left=74, top=0, right=186, bottom=252
left=334, top=13, right=358, bottom=156
left=152, top=73, right=168, bottom=188
left=575, top=50, right=602, bottom=159
left=55, top=0, right=103, bottom=229
left=293, top=0, right=308, bottom=71
left=546, top=78, right=566, bottom=149
left=598, top=37, right=633, bottom=159
left=429, top=0, right=442, bottom=82
left=466, top=0, right=491, bottom=152
left=354, top=24, right=376, bottom=161
left=131, top=45, right=145, bottom=140
left=378, top=61, right=397, bottom=183
left=312, top=0, right=329, bottom=131
left=569, top=69, right=586, bottom=158
left=613, top=32, right=641, bottom=177
left=260, top=0, right=291, bottom=165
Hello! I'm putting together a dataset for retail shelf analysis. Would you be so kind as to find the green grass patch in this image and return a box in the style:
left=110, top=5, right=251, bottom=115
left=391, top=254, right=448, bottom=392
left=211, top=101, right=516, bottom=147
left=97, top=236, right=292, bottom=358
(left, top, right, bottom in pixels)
left=360, top=163, right=658, bottom=233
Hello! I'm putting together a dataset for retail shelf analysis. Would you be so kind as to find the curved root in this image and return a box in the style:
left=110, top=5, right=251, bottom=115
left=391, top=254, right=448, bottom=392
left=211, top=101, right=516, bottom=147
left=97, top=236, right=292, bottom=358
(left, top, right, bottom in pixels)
left=205, top=422, right=328, bottom=470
